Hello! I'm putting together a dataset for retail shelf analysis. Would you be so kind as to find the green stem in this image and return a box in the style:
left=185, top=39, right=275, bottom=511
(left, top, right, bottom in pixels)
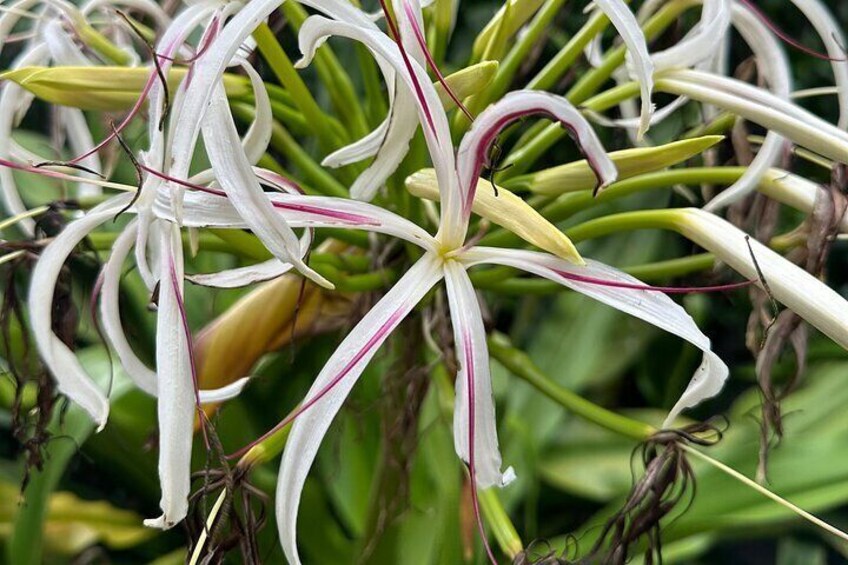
left=500, top=0, right=694, bottom=178
left=253, top=23, right=341, bottom=154
left=488, top=333, right=655, bottom=441
left=280, top=2, right=370, bottom=140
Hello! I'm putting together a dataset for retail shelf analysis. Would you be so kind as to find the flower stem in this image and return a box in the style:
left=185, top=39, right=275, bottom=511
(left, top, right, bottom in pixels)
left=487, top=333, right=655, bottom=441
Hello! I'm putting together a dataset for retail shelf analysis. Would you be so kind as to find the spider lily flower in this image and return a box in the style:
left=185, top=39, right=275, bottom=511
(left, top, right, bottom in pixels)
left=249, top=17, right=731, bottom=563
left=0, top=0, right=166, bottom=234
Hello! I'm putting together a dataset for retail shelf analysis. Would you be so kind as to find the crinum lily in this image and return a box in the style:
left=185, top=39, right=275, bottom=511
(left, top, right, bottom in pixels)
left=220, top=15, right=735, bottom=564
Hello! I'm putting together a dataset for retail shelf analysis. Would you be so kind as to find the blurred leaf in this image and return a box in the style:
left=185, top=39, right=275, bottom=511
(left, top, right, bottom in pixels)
left=8, top=348, right=140, bottom=565
left=776, top=538, right=827, bottom=565
left=0, top=481, right=155, bottom=555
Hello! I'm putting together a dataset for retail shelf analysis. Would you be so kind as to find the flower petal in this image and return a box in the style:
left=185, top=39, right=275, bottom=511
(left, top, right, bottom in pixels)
left=443, top=260, right=514, bottom=488
left=677, top=208, right=848, bottom=349
left=704, top=4, right=792, bottom=211
left=202, top=87, right=331, bottom=289
left=456, top=90, right=617, bottom=230
left=461, top=246, right=728, bottom=426
left=593, top=0, right=655, bottom=138
left=276, top=253, right=443, bottom=565
left=29, top=193, right=135, bottom=429
left=296, top=16, right=461, bottom=243
left=145, top=224, right=193, bottom=530
left=154, top=189, right=438, bottom=252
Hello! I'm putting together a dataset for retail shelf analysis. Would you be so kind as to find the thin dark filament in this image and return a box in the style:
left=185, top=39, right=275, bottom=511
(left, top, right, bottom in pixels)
left=737, top=0, right=847, bottom=62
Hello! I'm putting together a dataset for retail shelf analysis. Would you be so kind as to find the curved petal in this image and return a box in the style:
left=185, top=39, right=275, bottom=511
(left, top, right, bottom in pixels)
left=444, top=260, right=515, bottom=488
left=461, top=247, right=728, bottom=426
left=100, top=221, right=158, bottom=396
left=704, top=4, right=791, bottom=212
left=201, top=87, right=331, bottom=288
left=787, top=0, right=848, bottom=129
left=456, top=90, right=617, bottom=231
left=296, top=16, right=461, bottom=243
left=29, top=193, right=135, bottom=429
left=276, top=253, right=443, bottom=565
left=239, top=60, right=273, bottom=165
left=650, top=0, right=731, bottom=72
left=678, top=208, right=848, bottom=350
left=593, top=0, right=655, bottom=138
left=154, top=189, right=438, bottom=252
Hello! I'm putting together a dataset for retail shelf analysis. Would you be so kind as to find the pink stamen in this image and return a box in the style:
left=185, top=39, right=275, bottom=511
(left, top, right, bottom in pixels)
left=553, top=269, right=755, bottom=294
left=463, top=333, right=499, bottom=565
left=378, top=0, right=439, bottom=138
left=401, top=0, right=474, bottom=122
left=0, top=157, right=100, bottom=183
left=737, top=0, right=847, bottom=62
left=227, top=308, right=406, bottom=460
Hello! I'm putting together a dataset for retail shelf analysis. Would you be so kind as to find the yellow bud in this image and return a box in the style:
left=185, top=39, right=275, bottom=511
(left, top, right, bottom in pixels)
left=405, top=169, right=584, bottom=264
left=437, top=61, right=499, bottom=110
left=1, top=66, right=252, bottom=112
left=516, top=136, right=724, bottom=195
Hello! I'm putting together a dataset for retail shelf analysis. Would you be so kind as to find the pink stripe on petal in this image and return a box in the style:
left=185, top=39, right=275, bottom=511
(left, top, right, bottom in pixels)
left=229, top=308, right=406, bottom=459
left=462, top=331, right=498, bottom=565
left=551, top=269, right=755, bottom=294
left=379, top=0, right=438, bottom=137
left=402, top=0, right=474, bottom=122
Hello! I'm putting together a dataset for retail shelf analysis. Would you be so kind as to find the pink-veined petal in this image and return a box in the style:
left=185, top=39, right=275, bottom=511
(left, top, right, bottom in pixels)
left=296, top=16, right=462, bottom=242
left=461, top=247, right=728, bottom=426
left=145, top=224, right=193, bottom=530
left=443, top=260, right=515, bottom=489
left=201, top=87, right=331, bottom=289
left=456, top=90, right=617, bottom=230
left=29, top=193, right=135, bottom=429
left=153, top=189, right=438, bottom=252
left=276, top=253, right=443, bottom=565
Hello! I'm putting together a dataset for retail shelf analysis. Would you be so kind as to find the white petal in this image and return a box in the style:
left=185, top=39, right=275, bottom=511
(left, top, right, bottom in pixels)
left=239, top=60, right=273, bottom=165
left=100, top=220, right=158, bottom=396
left=348, top=84, right=419, bottom=201
left=202, top=87, right=331, bottom=289
left=154, top=189, right=438, bottom=252
left=443, top=261, right=513, bottom=488
left=456, top=90, right=617, bottom=231
left=461, top=247, right=728, bottom=426
left=166, top=0, right=375, bottom=185
left=276, top=253, right=443, bottom=565
left=0, top=44, right=48, bottom=236
left=787, top=0, right=848, bottom=129
left=146, top=224, right=193, bottom=530
left=29, top=193, right=135, bottom=429
left=297, top=16, right=461, bottom=243
left=650, top=0, right=731, bottom=72
left=187, top=258, right=294, bottom=288
left=594, top=0, right=655, bottom=138
left=704, top=4, right=792, bottom=212
left=678, top=208, right=848, bottom=349
left=198, top=377, right=250, bottom=403
left=322, top=116, right=391, bottom=167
